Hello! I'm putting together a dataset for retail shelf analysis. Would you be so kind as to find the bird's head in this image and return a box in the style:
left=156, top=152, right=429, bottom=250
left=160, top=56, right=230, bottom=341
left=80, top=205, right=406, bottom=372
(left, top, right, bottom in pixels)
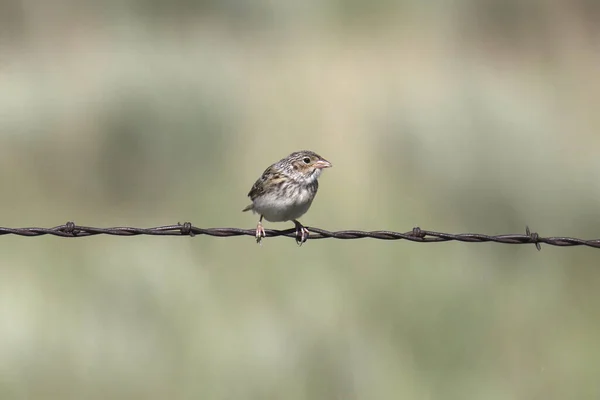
left=285, top=150, right=332, bottom=183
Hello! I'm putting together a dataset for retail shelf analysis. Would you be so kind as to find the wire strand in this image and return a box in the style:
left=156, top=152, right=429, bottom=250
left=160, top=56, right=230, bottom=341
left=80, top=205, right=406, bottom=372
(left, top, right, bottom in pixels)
left=0, top=222, right=599, bottom=249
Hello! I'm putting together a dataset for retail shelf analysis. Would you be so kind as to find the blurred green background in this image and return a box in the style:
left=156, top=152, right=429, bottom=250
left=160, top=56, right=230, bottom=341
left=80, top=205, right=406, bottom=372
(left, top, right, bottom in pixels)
left=1, top=0, right=600, bottom=398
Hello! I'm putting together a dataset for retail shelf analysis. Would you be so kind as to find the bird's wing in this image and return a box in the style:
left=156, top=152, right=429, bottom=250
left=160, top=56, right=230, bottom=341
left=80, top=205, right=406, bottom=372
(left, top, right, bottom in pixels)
left=247, top=166, right=288, bottom=200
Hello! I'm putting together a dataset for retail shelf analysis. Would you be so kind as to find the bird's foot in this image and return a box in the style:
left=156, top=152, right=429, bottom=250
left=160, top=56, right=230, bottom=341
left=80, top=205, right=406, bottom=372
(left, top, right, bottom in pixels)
left=293, top=220, right=310, bottom=246
left=255, top=222, right=266, bottom=244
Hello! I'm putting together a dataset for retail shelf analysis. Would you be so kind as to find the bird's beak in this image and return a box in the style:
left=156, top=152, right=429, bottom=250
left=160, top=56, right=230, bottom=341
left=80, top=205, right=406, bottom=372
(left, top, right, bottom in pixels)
left=314, top=159, right=332, bottom=169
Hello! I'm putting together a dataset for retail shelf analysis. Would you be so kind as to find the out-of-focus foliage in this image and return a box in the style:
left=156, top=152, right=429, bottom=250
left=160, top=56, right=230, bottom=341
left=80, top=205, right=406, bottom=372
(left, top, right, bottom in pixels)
left=1, top=0, right=599, bottom=398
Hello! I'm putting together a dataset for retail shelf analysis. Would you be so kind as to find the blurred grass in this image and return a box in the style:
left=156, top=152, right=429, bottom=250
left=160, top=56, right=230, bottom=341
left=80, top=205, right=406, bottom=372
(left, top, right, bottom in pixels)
left=1, top=0, right=600, bottom=399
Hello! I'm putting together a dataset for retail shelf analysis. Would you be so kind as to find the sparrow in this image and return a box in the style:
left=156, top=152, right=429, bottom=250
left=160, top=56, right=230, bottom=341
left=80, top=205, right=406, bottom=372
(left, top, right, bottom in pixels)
left=243, top=150, right=332, bottom=245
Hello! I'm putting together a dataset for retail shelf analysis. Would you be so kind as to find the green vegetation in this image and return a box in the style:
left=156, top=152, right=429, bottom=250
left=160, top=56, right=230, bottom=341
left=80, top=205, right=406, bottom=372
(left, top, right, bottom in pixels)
left=0, top=1, right=599, bottom=398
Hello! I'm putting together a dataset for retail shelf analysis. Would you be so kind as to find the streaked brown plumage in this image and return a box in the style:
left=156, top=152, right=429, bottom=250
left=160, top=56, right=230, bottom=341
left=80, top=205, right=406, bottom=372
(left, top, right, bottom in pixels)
left=243, top=150, right=332, bottom=245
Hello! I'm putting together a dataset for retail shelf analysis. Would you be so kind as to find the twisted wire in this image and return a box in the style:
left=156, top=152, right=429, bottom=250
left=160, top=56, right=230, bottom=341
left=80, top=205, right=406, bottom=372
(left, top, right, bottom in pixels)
left=0, top=222, right=599, bottom=249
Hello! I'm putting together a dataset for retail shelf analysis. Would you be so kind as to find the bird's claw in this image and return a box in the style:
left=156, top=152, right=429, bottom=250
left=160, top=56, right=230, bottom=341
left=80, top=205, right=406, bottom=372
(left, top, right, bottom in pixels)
left=293, top=221, right=310, bottom=246
left=255, top=223, right=266, bottom=244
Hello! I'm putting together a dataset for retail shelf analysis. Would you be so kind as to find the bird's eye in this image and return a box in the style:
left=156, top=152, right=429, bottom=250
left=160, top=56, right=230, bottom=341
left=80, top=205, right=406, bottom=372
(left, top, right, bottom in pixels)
left=303, top=157, right=311, bottom=164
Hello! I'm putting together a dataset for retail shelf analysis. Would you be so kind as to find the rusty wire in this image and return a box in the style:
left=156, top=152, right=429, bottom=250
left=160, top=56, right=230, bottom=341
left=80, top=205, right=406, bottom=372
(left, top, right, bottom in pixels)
left=0, top=222, right=599, bottom=249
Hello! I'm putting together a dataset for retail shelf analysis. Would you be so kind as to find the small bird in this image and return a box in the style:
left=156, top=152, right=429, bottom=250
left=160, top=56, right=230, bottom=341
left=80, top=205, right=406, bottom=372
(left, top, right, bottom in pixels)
left=243, top=150, right=332, bottom=245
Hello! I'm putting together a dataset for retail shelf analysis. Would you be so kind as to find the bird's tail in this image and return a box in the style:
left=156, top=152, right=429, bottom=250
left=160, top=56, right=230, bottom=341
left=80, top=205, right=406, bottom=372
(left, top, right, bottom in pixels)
left=242, top=204, right=254, bottom=212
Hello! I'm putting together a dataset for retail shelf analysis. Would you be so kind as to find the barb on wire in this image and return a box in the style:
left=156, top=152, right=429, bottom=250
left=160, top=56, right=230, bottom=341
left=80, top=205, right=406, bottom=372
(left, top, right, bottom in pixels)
left=0, top=221, right=599, bottom=249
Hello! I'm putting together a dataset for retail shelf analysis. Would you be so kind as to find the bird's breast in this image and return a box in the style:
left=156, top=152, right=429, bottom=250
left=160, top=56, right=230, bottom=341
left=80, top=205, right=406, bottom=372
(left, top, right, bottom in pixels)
left=252, top=184, right=317, bottom=222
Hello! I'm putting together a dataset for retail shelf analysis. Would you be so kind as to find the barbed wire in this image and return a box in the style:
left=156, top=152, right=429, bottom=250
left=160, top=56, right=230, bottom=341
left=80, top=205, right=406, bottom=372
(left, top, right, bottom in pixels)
left=1, top=222, right=600, bottom=249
